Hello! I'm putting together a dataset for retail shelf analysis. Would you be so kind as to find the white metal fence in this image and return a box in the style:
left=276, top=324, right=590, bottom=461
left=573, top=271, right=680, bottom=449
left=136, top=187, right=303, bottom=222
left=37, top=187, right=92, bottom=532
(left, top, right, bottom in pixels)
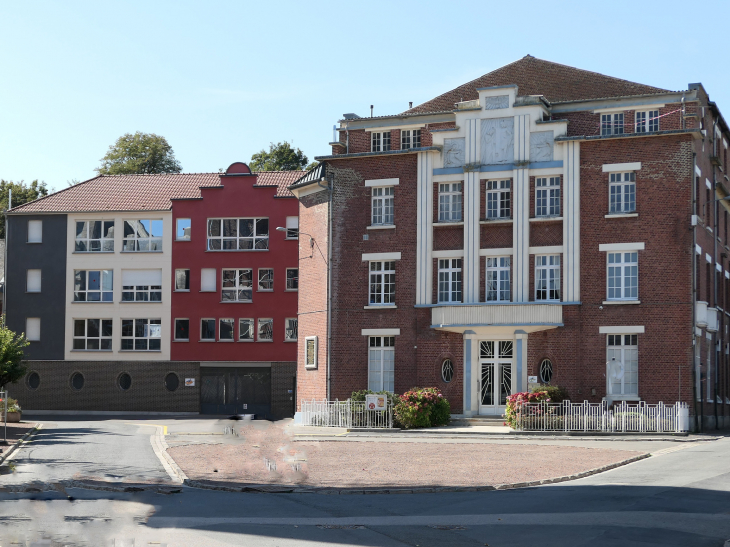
left=514, top=400, right=690, bottom=433
left=300, top=399, right=393, bottom=429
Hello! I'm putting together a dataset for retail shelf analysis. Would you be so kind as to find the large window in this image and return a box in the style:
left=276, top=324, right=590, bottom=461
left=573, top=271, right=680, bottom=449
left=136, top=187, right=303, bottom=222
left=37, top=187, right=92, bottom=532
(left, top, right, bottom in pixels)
left=601, top=113, right=624, bottom=136
left=607, top=334, right=638, bottom=396
left=176, top=218, right=191, bottom=241
left=371, top=131, right=391, bottom=152
left=174, top=319, right=189, bottom=341
left=222, top=269, right=252, bottom=302
left=201, top=319, right=215, bottom=340
left=486, top=180, right=511, bottom=219
left=609, top=172, right=636, bottom=213
left=285, top=318, right=298, bottom=341
left=369, top=261, right=395, bottom=305
left=123, top=220, right=163, bottom=251
left=285, top=216, right=299, bottom=239
left=121, top=269, right=162, bottom=302
left=74, top=270, right=113, bottom=302
left=27, top=220, right=42, bottom=243
left=438, top=183, right=462, bottom=222
left=607, top=252, right=638, bottom=301
left=635, top=110, right=659, bottom=133
left=536, top=255, right=561, bottom=301
left=286, top=268, right=298, bottom=290
left=438, top=258, right=462, bottom=303
left=121, top=319, right=161, bottom=350
left=219, top=319, right=234, bottom=341
left=239, top=318, right=254, bottom=341
left=401, top=129, right=421, bottom=150
left=207, top=218, right=269, bottom=250
left=175, top=269, right=190, bottom=291
left=535, top=177, right=560, bottom=217
left=73, top=319, right=112, bottom=350
left=258, top=318, right=273, bottom=341
left=258, top=268, right=274, bottom=291
left=486, top=257, right=510, bottom=302
left=75, top=221, right=114, bottom=252
left=368, top=336, right=395, bottom=392
left=371, top=187, right=394, bottom=226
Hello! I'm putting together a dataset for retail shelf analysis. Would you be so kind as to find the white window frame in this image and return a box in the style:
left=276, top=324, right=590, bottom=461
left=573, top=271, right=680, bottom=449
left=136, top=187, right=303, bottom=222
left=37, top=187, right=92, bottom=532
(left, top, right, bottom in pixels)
left=176, top=218, right=191, bottom=241
left=601, top=113, right=624, bottom=136
left=175, top=269, right=190, bottom=291
left=26, top=269, right=41, bottom=293
left=221, top=268, right=253, bottom=302
left=606, top=334, right=638, bottom=397
left=535, top=177, right=560, bottom=217
left=438, top=258, right=462, bottom=303
left=371, top=186, right=394, bottom=226
left=27, top=220, right=42, bottom=243
left=369, top=261, right=395, bottom=305
left=121, top=318, right=161, bottom=351
left=122, top=284, right=162, bottom=302
left=401, top=129, right=421, bottom=150
left=258, top=268, right=274, bottom=291
left=75, top=220, right=115, bottom=252
left=239, top=318, right=254, bottom=341
left=73, top=270, right=113, bottom=302
left=73, top=318, right=113, bottom=351
left=206, top=217, right=269, bottom=251
left=535, top=255, right=561, bottom=301
left=174, top=318, right=189, bottom=341
left=25, top=317, right=41, bottom=341
left=486, top=180, right=511, bottom=219
left=486, top=256, right=511, bottom=302
left=219, top=318, right=235, bottom=341
left=607, top=251, right=638, bottom=301
left=609, top=172, right=636, bottom=213
left=368, top=336, right=395, bottom=392
left=305, top=336, right=318, bottom=368
left=258, top=318, right=273, bottom=342
left=285, top=216, right=299, bottom=239
left=438, top=182, right=462, bottom=222
left=635, top=110, right=659, bottom=133
left=285, top=318, right=298, bottom=341
left=286, top=268, right=298, bottom=291
left=123, top=220, right=163, bottom=252
left=200, top=318, right=216, bottom=341
left=371, top=131, right=391, bottom=152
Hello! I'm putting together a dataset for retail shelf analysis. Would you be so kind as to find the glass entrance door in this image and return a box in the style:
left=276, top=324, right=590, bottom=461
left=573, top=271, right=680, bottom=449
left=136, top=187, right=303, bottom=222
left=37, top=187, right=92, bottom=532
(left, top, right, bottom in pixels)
left=479, top=340, right=513, bottom=415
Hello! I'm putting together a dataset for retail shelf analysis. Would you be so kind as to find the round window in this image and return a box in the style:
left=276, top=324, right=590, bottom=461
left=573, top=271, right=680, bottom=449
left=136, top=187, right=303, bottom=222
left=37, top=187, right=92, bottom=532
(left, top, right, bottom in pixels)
left=118, top=372, right=132, bottom=391
left=441, top=359, right=454, bottom=383
left=164, top=372, right=179, bottom=392
left=26, top=371, right=40, bottom=390
left=539, top=359, right=553, bottom=383
left=70, top=372, right=85, bottom=391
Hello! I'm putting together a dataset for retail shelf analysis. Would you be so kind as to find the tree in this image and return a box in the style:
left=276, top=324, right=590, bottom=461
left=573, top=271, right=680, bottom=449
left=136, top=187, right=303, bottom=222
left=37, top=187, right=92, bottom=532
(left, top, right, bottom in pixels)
left=0, top=319, right=28, bottom=389
left=96, top=132, right=182, bottom=175
left=249, top=141, right=309, bottom=171
left=0, top=179, right=49, bottom=238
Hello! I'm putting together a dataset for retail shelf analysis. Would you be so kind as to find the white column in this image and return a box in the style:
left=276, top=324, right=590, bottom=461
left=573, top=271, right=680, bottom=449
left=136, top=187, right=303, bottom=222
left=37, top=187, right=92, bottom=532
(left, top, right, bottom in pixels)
left=416, top=151, right=434, bottom=305
left=514, top=330, right=528, bottom=394
left=463, top=330, right=479, bottom=416
left=562, top=141, right=581, bottom=302
left=463, top=118, right=481, bottom=303
left=512, top=115, right=530, bottom=302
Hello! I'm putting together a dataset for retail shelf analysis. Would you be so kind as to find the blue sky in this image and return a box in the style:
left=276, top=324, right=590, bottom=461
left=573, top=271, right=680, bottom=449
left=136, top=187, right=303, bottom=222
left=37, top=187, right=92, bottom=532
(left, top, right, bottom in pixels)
left=2, top=0, right=727, bottom=192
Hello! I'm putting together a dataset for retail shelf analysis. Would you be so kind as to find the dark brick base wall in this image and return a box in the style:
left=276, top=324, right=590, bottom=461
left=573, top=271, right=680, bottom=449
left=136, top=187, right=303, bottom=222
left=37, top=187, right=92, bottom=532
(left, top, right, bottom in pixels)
left=271, top=361, right=297, bottom=419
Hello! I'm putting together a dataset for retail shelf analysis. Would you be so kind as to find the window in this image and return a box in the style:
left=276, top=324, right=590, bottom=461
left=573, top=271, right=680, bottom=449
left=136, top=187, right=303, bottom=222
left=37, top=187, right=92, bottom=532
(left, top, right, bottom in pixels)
left=121, top=269, right=162, bottom=302
left=535, top=255, right=561, bottom=301
left=609, top=172, right=636, bottom=213
left=165, top=373, right=179, bottom=392
left=123, top=220, right=163, bottom=251
left=207, top=218, right=269, bottom=250
left=441, top=359, right=454, bottom=383
left=27, top=220, right=42, bottom=243
left=174, top=319, right=189, bottom=341
left=285, top=217, right=299, bottom=239
left=438, top=183, right=462, bottom=222
left=401, top=129, right=421, bottom=150
left=368, top=336, right=395, bottom=392
left=606, top=334, right=638, bottom=396
left=219, top=318, right=234, bottom=341
left=74, top=270, right=113, bottom=302
left=286, top=268, right=298, bottom=291
left=535, top=177, right=560, bottom=217
left=601, top=113, right=624, bottom=136
left=175, top=269, right=190, bottom=291
left=26, top=318, right=40, bottom=341
left=176, top=218, right=191, bottom=240
left=486, top=257, right=511, bottom=302
left=285, top=318, right=298, bottom=341
left=26, top=269, right=41, bottom=293
left=258, top=318, right=273, bottom=341
left=201, top=268, right=216, bottom=292
left=539, top=359, right=553, bottom=383
left=635, top=110, right=659, bottom=133
left=607, top=252, right=638, bottom=301
left=26, top=371, right=40, bottom=390
left=305, top=336, right=318, bottom=368
left=70, top=372, right=85, bottom=391
left=222, top=269, right=253, bottom=302
left=121, top=319, right=161, bottom=350
left=200, top=319, right=215, bottom=341
left=371, top=131, right=391, bottom=152
left=369, top=261, right=395, bottom=305
left=438, top=259, right=462, bottom=303
left=118, top=373, right=132, bottom=391
left=486, top=180, right=511, bottom=219
left=239, top=318, right=254, bottom=341
left=73, top=319, right=112, bottom=350
left=75, top=221, right=114, bottom=252
left=371, top=187, right=394, bottom=226
left=258, top=268, right=274, bottom=291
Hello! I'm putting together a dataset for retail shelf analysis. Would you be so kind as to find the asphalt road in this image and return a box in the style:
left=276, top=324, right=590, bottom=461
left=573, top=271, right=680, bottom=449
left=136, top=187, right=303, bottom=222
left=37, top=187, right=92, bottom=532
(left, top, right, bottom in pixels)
left=0, top=416, right=727, bottom=546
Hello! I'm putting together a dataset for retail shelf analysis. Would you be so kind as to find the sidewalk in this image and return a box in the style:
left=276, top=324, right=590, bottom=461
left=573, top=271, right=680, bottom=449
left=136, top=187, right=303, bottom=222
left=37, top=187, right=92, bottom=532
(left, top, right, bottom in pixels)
left=0, top=422, right=39, bottom=462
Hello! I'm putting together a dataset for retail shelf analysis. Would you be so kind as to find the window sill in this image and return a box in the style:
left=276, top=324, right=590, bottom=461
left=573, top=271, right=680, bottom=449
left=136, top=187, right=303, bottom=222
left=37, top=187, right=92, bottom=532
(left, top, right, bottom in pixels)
left=175, top=238, right=191, bottom=242
left=239, top=339, right=254, bottom=342
left=284, top=339, right=297, bottom=343
left=120, top=251, right=163, bottom=253
left=605, top=213, right=638, bottom=219
left=174, top=290, right=190, bottom=293
left=26, top=241, right=42, bottom=244
left=199, top=290, right=216, bottom=293
left=219, top=301, right=253, bottom=304
left=602, top=300, right=641, bottom=305
left=199, top=339, right=216, bottom=343
left=285, top=237, right=299, bottom=241
left=529, top=216, right=563, bottom=223
left=367, top=225, right=396, bottom=230
left=119, top=350, right=162, bottom=353
left=173, top=339, right=189, bottom=342
left=25, top=291, right=41, bottom=294
left=71, top=301, right=114, bottom=304
left=364, top=305, right=397, bottom=309
left=218, top=339, right=235, bottom=342
left=205, top=249, right=269, bottom=252
left=434, top=221, right=464, bottom=227
left=257, top=340, right=274, bottom=343
left=257, top=290, right=274, bottom=293
left=70, top=349, right=113, bottom=352
left=120, top=301, right=163, bottom=304
left=72, top=251, right=115, bottom=254
left=479, top=219, right=512, bottom=225
left=284, top=289, right=299, bottom=292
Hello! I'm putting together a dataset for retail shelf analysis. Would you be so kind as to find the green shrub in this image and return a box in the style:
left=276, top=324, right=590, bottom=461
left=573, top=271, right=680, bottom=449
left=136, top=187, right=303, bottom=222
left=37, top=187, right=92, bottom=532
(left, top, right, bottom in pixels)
left=504, top=391, right=550, bottom=429
left=530, top=384, right=570, bottom=403
left=394, top=387, right=451, bottom=429
left=3, top=397, right=20, bottom=413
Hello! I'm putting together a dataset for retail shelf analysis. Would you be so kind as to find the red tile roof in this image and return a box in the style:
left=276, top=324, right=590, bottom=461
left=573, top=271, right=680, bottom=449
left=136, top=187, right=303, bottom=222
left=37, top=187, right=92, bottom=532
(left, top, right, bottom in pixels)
left=9, top=170, right=304, bottom=213
left=405, top=56, right=670, bottom=115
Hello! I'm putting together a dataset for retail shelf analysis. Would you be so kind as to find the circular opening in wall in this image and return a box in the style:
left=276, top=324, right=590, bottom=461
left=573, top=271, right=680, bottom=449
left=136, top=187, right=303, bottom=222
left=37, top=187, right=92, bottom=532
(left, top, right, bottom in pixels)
left=26, top=371, right=40, bottom=390
left=540, top=359, right=553, bottom=384
left=118, top=372, right=132, bottom=391
left=441, top=359, right=454, bottom=383
left=70, top=372, right=85, bottom=391
left=164, top=372, right=179, bottom=392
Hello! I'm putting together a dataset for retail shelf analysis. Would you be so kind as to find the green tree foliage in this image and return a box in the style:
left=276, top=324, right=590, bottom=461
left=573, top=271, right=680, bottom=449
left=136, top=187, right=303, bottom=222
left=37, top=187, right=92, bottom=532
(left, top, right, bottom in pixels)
left=96, top=132, right=182, bottom=175
left=249, top=141, right=309, bottom=171
left=0, top=319, right=29, bottom=389
left=0, top=179, right=49, bottom=238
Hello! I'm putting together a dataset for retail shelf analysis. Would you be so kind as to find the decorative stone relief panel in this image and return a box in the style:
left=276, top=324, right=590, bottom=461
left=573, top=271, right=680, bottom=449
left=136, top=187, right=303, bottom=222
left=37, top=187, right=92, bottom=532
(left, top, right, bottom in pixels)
left=530, top=131, right=554, bottom=162
left=484, top=95, right=509, bottom=110
left=443, top=138, right=465, bottom=168
left=481, top=117, right=514, bottom=165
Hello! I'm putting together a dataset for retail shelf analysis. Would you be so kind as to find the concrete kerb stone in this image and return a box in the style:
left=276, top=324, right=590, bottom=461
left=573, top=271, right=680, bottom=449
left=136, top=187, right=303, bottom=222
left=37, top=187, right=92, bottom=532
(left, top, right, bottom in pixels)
left=0, top=423, right=43, bottom=467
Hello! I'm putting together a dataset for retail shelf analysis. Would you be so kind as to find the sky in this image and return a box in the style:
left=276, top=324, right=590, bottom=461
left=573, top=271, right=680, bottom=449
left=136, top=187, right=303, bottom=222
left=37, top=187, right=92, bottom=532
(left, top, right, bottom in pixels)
left=2, top=0, right=728, bottom=193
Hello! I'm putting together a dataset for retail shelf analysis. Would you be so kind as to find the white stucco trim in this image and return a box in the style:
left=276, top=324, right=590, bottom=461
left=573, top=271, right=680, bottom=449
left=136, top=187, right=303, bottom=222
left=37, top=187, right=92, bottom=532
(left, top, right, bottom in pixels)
left=706, top=253, right=712, bottom=263
left=361, top=328, right=401, bottom=336
left=602, top=162, right=641, bottom=173
left=599, top=326, right=645, bottom=334
left=593, top=104, right=664, bottom=114
left=433, top=249, right=465, bottom=258
left=695, top=165, right=702, bottom=176
left=364, top=178, right=399, bottom=187
left=599, top=242, right=645, bottom=252
left=362, top=252, right=402, bottom=261
left=529, top=245, right=564, bottom=255
left=291, top=184, right=326, bottom=199
left=479, top=248, right=514, bottom=256
left=706, top=178, right=712, bottom=189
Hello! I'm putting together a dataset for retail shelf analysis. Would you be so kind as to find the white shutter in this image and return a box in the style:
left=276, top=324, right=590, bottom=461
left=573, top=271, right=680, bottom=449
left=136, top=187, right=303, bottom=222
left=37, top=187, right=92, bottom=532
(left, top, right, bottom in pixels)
left=286, top=216, right=298, bottom=230
left=27, top=220, right=42, bottom=243
left=201, top=268, right=216, bottom=292
left=121, top=269, right=162, bottom=286
left=26, top=270, right=41, bottom=292
left=26, top=318, right=40, bottom=341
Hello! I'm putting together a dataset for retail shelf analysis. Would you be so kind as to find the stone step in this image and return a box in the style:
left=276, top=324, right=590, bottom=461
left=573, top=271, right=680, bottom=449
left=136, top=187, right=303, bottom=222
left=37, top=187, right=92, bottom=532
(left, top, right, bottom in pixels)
left=450, top=416, right=506, bottom=426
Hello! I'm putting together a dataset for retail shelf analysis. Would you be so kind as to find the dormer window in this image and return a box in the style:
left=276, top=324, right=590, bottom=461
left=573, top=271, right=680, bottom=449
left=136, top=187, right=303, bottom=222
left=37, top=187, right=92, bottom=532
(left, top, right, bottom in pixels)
left=601, top=113, right=624, bottom=136
left=371, top=132, right=391, bottom=152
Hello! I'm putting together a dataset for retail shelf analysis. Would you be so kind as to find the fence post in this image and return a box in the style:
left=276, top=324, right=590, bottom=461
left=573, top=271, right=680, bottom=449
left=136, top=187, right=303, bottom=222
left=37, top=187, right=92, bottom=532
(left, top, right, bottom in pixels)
left=564, top=400, right=569, bottom=432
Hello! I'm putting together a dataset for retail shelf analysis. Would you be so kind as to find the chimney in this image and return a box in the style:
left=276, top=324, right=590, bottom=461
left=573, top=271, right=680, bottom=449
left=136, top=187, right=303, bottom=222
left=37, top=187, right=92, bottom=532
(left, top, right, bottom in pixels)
left=370, top=105, right=373, bottom=117
left=409, top=101, right=413, bottom=109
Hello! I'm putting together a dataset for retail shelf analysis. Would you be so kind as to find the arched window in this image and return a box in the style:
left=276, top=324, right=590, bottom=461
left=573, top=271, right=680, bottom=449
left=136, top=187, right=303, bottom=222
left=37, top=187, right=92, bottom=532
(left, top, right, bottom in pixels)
left=441, top=359, right=454, bottom=383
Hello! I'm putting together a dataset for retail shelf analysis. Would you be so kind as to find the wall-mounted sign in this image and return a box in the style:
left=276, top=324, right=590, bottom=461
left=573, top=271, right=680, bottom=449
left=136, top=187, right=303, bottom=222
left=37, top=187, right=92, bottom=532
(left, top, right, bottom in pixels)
left=366, top=394, right=387, bottom=411
left=528, top=376, right=538, bottom=384
left=185, top=378, right=195, bottom=387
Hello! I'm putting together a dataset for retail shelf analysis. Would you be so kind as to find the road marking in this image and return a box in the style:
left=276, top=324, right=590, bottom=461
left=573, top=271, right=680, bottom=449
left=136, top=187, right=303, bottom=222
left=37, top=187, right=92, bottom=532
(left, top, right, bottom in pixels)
left=651, top=442, right=703, bottom=456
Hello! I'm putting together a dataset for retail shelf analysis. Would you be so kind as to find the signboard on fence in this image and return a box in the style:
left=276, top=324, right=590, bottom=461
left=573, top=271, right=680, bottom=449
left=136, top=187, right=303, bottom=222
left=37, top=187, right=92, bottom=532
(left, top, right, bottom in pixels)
left=366, top=394, right=387, bottom=411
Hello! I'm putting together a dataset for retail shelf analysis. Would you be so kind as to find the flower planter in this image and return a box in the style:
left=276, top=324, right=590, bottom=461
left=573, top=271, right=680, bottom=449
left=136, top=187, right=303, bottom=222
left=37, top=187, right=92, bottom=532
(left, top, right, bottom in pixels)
left=5, top=412, right=21, bottom=423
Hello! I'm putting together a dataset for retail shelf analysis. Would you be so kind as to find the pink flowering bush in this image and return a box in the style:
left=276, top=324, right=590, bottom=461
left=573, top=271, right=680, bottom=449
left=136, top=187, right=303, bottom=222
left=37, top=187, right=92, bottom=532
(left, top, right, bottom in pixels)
left=503, top=390, right=550, bottom=429
left=394, top=387, right=451, bottom=429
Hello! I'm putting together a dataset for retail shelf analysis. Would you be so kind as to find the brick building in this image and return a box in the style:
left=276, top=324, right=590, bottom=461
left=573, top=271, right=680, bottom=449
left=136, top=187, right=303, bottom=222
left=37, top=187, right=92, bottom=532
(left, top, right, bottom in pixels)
left=290, top=55, right=729, bottom=430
